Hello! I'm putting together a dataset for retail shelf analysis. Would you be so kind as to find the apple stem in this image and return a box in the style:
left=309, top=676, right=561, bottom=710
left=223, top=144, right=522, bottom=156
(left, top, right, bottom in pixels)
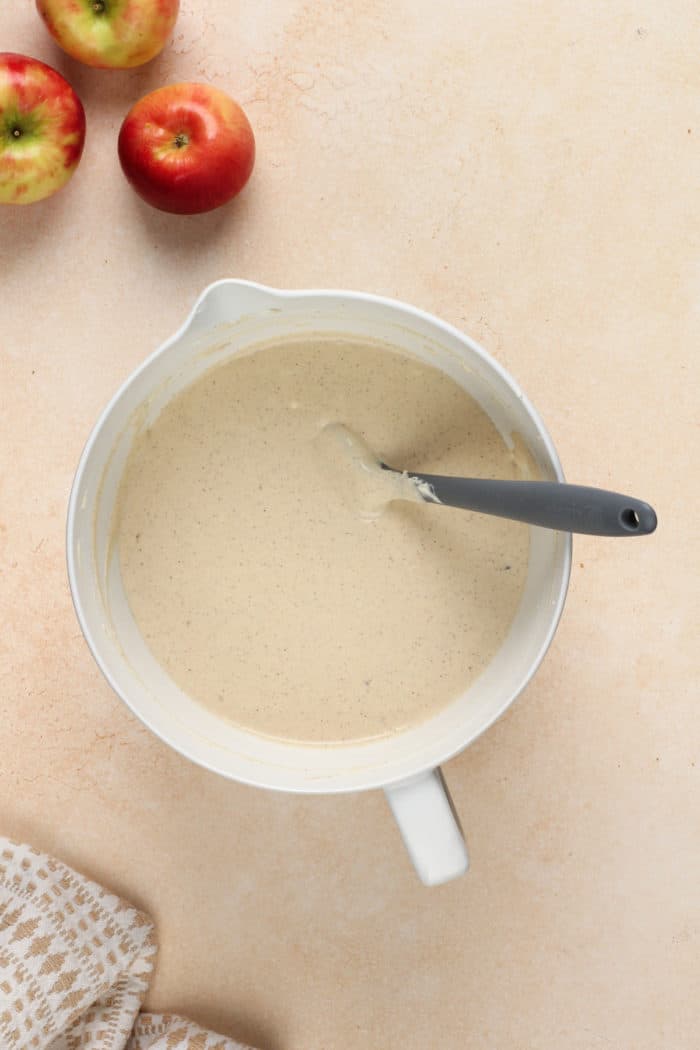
left=12, top=127, right=22, bottom=138
left=92, top=0, right=105, bottom=12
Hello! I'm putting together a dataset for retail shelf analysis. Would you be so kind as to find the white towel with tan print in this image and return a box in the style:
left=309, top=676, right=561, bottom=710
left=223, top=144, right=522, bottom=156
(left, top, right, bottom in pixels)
left=0, top=838, right=254, bottom=1050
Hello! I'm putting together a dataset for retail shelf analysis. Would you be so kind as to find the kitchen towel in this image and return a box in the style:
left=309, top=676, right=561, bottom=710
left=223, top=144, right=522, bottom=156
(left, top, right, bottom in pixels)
left=0, top=837, right=254, bottom=1050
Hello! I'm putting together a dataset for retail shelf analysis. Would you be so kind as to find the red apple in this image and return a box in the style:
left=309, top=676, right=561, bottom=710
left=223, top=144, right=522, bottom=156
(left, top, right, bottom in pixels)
left=118, top=83, right=255, bottom=215
left=0, top=52, right=85, bottom=205
left=36, top=0, right=179, bottom=70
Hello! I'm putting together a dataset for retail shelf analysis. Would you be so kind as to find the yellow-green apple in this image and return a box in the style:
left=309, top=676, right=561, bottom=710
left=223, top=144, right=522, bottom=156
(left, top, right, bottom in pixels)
left=0, top=52, right=85, bottom=205
left=36, top=0, right=179, bottom=69
left=118, top=83, right=255, bottom=214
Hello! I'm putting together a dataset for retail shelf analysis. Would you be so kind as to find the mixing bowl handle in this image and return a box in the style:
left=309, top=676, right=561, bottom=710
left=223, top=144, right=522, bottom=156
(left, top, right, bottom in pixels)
left=385, top=768, right=468, bottom=885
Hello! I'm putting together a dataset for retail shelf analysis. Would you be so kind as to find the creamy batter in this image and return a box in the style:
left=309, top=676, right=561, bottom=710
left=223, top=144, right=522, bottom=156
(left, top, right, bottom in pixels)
left=114, top=336, right=529, bottom=745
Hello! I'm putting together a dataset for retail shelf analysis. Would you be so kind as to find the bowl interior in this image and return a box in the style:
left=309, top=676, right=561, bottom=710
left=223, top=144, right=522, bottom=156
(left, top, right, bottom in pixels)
left=68, top=283, right=571, bottom=792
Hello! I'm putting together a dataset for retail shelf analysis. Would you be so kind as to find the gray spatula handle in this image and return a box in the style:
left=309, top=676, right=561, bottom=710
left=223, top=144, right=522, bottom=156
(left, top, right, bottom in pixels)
left=411, top=475, right=657, bottom=536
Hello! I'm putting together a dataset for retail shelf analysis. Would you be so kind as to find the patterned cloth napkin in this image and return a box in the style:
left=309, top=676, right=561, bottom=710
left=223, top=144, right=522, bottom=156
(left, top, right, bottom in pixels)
left=0, top=838, right=254, bottom=1050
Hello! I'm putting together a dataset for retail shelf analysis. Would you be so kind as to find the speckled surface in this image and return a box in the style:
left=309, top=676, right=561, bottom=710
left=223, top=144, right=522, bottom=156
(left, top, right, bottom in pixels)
left=1, top=3, right=698, bottom=1048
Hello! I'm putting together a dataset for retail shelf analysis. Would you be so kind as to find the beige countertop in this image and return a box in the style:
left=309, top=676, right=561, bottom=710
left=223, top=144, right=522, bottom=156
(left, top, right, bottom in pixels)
left=1, top=2, right=698, bottom=1048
